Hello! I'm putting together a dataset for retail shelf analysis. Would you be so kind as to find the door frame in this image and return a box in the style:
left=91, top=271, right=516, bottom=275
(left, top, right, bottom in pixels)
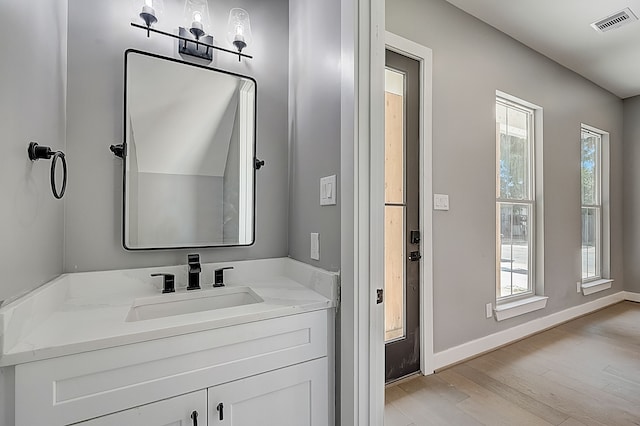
left=339, top=1, right=433, bottom=423
left=385, top=32, right=434, bottom=378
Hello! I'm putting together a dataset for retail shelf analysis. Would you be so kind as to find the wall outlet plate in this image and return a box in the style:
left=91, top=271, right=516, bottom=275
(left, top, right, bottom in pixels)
left=434, top=193, right=449, bottom=210
left=577, top=281, right=582, bottom=293
left=486, top=303, right=493, bottom=318
left=310, top=233, right=320, bottom=260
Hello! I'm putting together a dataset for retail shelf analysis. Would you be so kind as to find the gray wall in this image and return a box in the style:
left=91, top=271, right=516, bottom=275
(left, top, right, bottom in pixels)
left=64, top=0, right=289, bottom=272
left=623, top=96, right=640, bottom=293
left=288, top=0, right=342, bottom=272
left=0, top=0, right=67, bottom=303
left=387, top=0, right=624, bottom=352
left=0, top=1, right=68, bottom=423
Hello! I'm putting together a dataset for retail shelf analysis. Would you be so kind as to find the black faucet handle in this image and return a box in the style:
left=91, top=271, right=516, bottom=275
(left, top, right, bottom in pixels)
left=213, top=267, right=234, bottom=287
left=187, top=253, right=201, bottom=272
left=151, top=273, right=175, bottom=293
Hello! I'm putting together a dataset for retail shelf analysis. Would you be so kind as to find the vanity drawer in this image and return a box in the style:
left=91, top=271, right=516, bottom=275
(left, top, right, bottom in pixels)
left=15, top=309, right=329, bottom=426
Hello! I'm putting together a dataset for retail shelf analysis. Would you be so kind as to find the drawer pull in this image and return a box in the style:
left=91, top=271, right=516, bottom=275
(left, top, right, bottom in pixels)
left=217, top=402, right=224, bottom=421
left=191, top=410, right=198, bottom=426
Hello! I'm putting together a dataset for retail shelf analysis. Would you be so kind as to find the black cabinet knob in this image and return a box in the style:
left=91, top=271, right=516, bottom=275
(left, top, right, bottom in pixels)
left=217, top=402, right=224, bottom=421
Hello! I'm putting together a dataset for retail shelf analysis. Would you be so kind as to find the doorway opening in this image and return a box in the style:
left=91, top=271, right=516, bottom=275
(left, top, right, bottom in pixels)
left=384, top=49, right=421, bottom=383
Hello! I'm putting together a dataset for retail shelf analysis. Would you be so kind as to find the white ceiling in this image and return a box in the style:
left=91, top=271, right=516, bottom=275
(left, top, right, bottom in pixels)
left=445, top=0, right=640, bottom=99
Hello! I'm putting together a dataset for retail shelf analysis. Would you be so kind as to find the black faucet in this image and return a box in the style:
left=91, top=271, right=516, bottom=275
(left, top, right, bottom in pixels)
left=187, top=253, right=201, bottom=290
left=213, top=267, right=234, bottom=287
left=151, top=273, right=175, bottom=294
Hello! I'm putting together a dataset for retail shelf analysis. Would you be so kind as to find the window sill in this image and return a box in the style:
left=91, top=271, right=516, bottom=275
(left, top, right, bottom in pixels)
left=494, top=295, right=549, bottom=321
left=581, top=279, right=613, bottom=296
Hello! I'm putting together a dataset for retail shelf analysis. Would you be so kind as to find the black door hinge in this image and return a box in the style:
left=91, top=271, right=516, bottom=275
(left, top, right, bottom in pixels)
left=376, top=289, right=384, bottom=304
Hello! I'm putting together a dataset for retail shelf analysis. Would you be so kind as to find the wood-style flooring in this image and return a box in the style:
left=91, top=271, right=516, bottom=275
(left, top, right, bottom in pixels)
left=385, top=301, right=640, bottom=426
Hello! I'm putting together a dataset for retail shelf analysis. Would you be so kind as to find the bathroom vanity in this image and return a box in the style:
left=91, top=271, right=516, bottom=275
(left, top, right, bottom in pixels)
left=0, top=258, right=338, bottom=426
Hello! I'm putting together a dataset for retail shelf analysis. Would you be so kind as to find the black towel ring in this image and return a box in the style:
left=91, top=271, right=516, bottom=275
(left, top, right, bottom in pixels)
left=28, top=142, right=67, bottom=199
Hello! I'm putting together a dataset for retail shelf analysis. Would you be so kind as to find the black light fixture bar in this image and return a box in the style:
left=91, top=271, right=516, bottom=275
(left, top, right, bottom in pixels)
left=131, top=23, right=253, bottom=60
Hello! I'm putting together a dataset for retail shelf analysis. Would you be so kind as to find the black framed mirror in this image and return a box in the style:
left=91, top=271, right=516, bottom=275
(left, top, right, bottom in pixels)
left=122, top=49, right=257, bottom=250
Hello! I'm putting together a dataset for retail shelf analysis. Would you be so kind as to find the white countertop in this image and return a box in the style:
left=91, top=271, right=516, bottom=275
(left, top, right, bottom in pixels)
left=0, top=258, right=338, bottom=366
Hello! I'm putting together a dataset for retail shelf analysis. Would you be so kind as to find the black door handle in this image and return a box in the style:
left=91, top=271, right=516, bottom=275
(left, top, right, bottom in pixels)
left=191, top=410, right=198, bottom=426
left=217, top=402, right=224, bottom=421
left=409, top=251, right=422, bottom=261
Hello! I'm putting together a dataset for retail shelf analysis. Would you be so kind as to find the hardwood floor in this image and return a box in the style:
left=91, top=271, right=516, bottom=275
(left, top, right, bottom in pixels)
left=385, top=301, right=640, bottom=425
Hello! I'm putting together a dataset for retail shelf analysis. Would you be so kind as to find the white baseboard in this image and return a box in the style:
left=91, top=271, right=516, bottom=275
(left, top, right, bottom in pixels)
left=433, top=291, right=629, bottom=371
left=624, top=291, right=640, bottom=302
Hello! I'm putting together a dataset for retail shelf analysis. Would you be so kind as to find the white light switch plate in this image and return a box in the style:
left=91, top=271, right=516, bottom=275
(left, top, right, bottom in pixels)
left=486, top=303, right=493, bottom=318
left=434, top=194, right=449, bottom=210
left=320, top=175, right=337, bottom=206
left=310, top=233, right=320, bottom=260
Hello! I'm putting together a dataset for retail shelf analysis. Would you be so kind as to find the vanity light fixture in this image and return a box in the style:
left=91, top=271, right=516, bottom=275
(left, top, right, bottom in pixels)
left=130, top=1, right=253, bottom=62
left=226, top=8, right=252, bottom=61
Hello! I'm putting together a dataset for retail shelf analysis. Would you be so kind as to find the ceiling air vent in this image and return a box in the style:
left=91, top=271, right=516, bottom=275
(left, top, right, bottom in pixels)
left=591, top=8, right=638, bottom=33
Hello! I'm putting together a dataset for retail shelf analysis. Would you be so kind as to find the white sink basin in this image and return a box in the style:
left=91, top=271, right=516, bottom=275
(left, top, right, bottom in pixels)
left=126, top=287, right=263, bottom=322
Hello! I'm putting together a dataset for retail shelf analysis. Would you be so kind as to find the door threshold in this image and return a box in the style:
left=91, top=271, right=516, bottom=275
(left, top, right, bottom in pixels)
left=385, top=371, right=421, bottom=388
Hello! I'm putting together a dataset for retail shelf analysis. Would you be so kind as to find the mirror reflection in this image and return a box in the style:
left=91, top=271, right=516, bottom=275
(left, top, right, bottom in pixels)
left=123, top=50, right=256, bottom=249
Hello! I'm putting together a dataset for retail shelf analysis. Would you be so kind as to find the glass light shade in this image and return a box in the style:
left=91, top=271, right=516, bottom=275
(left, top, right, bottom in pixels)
left=226, top=8, right=253, bottom=52
left=133, top=0, right=164, bottom=27
left=183, top=0, right=212, bottom=40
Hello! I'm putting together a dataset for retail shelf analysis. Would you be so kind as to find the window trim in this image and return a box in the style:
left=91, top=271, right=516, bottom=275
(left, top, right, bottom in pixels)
left=580, top=124, right=611, bottom=288
left=581, top=127, right=602, bottom=280
left=495, top=92, right=544, bottom=305
left=494, top=295, right=548, bottom=321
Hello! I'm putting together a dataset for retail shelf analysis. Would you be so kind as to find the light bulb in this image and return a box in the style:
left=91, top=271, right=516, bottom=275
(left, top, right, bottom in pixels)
left=226, top=8, right=252, bottom=53
left=140, top=4, right=157, bottom=26
left=183, top=0, right=210, bottom=40
left=190, top=10, right=205, bottom=39
left=136, top=0, right=162, bottom=27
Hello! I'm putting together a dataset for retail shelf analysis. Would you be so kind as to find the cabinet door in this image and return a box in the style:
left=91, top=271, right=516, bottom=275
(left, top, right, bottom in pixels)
left=208, top=357, right=328, bottom=426
left=75, top=390, right=207, bottom=426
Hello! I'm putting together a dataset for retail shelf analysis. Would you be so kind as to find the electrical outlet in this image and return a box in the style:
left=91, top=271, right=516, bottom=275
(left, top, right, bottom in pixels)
left=486, top=303, right=493, bottom=318
left=577, top=281, right=582, bottom=293
left=310, top=233, right=320, bottom=260
left=434, top=194, right=449, bottom=211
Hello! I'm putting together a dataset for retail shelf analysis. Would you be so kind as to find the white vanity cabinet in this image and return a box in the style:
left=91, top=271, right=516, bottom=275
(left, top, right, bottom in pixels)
left=76, top=390, right=207, bottom=426
left=207, top=358, right=328, bottom=425
left=73, top=358, right=328, bottom=426
left=13, top=310, right=333, bottom=426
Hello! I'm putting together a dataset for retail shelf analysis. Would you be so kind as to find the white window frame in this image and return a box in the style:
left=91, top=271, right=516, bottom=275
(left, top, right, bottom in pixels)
left=580, top=124, right=612, bottom=294
left=494, top=91, right=547, bottom=319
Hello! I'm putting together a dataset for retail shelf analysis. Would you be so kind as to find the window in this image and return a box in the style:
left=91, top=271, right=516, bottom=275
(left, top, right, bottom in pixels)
left=496, top=97, right=535, bottom=300
left=581, top=125, right=610, bottom=283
